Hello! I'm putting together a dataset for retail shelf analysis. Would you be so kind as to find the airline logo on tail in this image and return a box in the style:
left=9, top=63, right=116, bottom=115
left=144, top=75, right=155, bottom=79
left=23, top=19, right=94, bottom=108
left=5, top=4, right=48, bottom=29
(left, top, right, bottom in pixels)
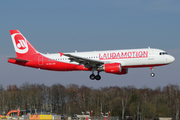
left=11, top=33, right=28, bottom=54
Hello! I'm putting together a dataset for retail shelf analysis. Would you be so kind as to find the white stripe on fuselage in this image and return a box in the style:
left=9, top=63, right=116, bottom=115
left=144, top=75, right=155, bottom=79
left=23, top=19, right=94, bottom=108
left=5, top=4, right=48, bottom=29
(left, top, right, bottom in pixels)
left=41, top=48, right=170, bottom=67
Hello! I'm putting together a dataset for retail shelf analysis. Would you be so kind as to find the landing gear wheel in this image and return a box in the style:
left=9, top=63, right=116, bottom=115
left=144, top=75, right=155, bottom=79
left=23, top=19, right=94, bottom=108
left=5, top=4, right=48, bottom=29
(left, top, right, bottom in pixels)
left=150, top=67, right=155, bottom=77
left=95, top=75, right=101, bottom=80
left=90, top=74, right=95, bottom=80
left=151, top=73, right=155, bottom=77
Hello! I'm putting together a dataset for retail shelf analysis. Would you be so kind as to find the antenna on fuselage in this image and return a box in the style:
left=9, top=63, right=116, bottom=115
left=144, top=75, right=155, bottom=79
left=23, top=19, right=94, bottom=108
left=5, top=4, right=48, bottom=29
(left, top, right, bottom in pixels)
left=148, top=46, right=151, bottom=49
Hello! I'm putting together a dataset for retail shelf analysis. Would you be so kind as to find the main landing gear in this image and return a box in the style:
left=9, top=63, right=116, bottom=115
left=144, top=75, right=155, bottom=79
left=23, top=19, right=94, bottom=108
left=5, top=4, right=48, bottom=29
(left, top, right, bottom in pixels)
left=150, top=67, right=155, bottom=77
left=90, top=71, right=101, bottom=80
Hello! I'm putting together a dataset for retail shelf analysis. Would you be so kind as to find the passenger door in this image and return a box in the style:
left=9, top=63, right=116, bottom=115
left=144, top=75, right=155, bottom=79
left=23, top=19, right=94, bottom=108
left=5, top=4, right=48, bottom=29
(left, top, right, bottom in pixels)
left=148, top=50, right=154, bottom=60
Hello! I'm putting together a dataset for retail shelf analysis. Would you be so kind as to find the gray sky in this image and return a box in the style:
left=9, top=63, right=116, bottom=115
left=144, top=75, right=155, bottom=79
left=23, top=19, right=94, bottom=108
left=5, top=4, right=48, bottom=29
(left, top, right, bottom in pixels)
left=0, top=1, right=180, bottom=89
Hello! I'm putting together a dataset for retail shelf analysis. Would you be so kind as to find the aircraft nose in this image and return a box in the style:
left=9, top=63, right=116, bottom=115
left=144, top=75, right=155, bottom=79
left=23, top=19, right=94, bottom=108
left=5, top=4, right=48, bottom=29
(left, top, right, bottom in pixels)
left=168, top=55, right=175, bottom=63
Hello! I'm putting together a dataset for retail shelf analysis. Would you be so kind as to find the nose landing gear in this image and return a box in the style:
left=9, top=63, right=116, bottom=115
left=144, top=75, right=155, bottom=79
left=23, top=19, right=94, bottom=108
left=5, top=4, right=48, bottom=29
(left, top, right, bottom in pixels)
left=150, top=67, right=155, bottom=77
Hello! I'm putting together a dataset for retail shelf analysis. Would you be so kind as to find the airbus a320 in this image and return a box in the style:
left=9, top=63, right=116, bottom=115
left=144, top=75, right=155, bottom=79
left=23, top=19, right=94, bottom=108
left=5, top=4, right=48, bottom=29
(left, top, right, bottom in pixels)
left=8, top=30, right=175, bottom=80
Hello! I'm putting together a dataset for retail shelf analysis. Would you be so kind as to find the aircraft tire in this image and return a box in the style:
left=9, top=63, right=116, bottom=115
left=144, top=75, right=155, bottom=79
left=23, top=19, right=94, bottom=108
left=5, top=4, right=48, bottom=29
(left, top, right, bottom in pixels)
left=90, top=74, right=95, bottom=80
left=151, top=73, right=155, bottom=77
left=95, top=75, right=101, bottom=80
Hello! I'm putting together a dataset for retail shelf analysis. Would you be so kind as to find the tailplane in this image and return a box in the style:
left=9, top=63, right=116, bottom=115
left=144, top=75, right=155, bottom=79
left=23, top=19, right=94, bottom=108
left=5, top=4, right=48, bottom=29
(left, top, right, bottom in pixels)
left=10, top=30, right=38, bottom=58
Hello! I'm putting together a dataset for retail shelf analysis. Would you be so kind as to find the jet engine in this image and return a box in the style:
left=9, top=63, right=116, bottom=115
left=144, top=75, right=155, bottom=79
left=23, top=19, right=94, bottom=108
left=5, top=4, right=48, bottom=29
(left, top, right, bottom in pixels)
left=98, top=63, right=128, bottom=75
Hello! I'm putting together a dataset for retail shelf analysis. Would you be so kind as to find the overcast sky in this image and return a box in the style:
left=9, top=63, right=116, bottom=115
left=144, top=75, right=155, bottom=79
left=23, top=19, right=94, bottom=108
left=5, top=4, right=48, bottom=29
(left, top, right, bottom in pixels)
left=0, top=1, right=180, bottom=89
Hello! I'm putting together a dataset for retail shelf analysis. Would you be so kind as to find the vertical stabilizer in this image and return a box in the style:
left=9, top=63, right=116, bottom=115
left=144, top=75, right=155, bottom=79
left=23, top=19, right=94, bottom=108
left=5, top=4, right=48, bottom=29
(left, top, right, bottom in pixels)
left=10, top=30, right=38, bottom=58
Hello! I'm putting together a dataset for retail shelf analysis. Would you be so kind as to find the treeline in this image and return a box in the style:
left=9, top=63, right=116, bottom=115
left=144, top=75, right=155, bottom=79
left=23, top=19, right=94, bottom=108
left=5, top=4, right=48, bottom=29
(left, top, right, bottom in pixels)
left=0, top=83, right=180, bottom=120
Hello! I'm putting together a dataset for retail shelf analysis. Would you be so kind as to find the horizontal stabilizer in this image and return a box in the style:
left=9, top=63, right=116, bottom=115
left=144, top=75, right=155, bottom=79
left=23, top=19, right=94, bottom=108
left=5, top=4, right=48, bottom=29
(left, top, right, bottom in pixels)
left=8, top=57, right=29, bottom=62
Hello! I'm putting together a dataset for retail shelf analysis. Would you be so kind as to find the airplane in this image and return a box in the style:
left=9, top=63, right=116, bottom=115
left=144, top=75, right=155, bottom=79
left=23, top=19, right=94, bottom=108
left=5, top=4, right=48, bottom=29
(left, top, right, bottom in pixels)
left=8, top=30, right=175, bottom=80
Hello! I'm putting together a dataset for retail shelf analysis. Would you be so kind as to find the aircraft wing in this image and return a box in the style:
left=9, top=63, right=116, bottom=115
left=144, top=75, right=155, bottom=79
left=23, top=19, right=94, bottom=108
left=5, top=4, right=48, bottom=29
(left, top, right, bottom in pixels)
left=62, top=53, right=104, bottom=69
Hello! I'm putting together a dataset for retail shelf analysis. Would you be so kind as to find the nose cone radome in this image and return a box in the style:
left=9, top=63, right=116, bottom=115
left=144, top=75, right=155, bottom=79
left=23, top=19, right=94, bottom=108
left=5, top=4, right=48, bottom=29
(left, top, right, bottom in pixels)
left=168, top=55, right=175, bottom=63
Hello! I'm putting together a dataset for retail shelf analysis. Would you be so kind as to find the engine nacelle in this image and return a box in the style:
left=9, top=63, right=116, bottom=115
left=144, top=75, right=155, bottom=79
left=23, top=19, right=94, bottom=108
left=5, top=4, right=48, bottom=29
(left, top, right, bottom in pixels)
left=99, top=63, right=128, bottom=75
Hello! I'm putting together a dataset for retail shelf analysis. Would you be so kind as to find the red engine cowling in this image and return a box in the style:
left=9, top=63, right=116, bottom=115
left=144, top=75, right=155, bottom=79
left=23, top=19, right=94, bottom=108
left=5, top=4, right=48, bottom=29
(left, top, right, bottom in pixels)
left=104, top=63, right=128, bottom=75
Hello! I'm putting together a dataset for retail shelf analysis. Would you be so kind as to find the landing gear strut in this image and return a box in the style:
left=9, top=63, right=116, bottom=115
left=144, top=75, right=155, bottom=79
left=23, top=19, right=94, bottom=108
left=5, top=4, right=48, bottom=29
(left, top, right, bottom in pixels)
left=150, top=67, right=155, bottom=77
left=89, top=68, right=101, bottom=80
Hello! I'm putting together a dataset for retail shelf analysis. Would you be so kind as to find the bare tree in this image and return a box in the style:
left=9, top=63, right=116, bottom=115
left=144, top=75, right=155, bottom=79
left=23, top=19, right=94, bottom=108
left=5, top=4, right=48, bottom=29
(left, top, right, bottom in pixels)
left=120, top=86, right=134, bottom=120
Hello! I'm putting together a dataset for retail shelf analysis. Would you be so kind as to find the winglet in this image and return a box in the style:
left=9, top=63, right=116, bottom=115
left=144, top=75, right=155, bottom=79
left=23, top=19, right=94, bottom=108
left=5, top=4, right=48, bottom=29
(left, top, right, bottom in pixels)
left=59, top=52, right=64, bottom=57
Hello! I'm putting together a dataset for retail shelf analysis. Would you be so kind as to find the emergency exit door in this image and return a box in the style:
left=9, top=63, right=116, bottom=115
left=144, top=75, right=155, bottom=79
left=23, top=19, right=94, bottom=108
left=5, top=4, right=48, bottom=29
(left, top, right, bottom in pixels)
left=38, top=56, right=43, bottom=65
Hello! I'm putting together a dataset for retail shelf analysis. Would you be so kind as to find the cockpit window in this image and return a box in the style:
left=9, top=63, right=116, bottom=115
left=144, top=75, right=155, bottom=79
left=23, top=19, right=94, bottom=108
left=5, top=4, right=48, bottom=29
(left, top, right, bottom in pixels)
left=159, top=52, right=168, bottom=55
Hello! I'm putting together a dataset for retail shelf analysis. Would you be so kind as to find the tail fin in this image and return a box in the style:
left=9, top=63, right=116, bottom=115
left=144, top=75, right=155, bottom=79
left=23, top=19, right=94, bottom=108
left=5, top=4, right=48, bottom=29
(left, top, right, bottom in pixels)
left=10, top=30, right=38, bottom=58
